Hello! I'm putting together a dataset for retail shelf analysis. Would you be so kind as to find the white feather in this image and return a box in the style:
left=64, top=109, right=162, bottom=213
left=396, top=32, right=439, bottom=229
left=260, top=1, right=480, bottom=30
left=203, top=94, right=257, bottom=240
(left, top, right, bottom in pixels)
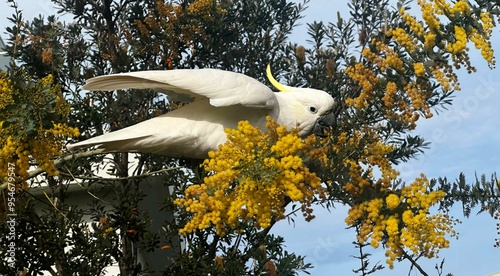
left=68, top=99, right=271, bottom=158
left=69, top=69, right=336, bottom=158
left=83, top=69, right=277, bottom=108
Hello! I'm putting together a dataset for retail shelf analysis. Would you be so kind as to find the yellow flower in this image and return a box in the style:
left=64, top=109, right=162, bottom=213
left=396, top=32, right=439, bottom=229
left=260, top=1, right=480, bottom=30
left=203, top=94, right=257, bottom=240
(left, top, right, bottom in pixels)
left=449, top=1, right=470, bottom=14
left=0, top=72, right=79, bottom=185
left=175, top=117, right=325, bottom=236
left=345, top=174, right=455, bottom=268
left=382, top=81, right=398, bottom=109
left=424, top=33, right=436, bottom=48
left=388, top=27, right=416, bottom=52
left=446, top=26, right=467, bottom=54
left=414, top=62, right=425, bottom=77
left=401, top=11, right=424, bottom=37
left=385, top=194, right=400, bottom=210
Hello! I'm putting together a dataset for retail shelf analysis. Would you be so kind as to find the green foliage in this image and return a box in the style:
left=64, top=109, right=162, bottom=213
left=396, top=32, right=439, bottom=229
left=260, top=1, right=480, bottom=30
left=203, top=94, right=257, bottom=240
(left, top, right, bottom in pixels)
left=0, top=196, right=117, bottom=275
left=0, top=68, right=66, bottom=138
left=1, top=0, right=313, bottom=275
left=433, top=173, right=500, bottom=217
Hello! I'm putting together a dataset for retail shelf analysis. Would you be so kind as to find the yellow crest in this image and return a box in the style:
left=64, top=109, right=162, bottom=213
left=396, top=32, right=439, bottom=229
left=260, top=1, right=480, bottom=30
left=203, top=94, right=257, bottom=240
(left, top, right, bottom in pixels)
left=266, top=64, right=289, bottom=92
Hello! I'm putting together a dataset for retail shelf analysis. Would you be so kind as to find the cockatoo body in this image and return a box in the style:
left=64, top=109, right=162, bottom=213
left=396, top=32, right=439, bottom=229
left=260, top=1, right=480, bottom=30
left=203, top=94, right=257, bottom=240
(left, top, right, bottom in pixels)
left=68, top=68, right=336, bottom=159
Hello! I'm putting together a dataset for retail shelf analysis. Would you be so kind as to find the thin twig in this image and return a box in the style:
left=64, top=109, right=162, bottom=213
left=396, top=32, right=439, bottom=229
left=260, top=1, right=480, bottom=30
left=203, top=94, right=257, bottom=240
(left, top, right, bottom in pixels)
left=42, top=190, right=69, bottom=221
left=0, top=149, right=106, bottom=189
left=1, top=149, right=184, bottom=189
left=59, top=166, right=184, bottom=181
left=63, top=165, right=111, bottom=205
left=401, top=248, right=428, bottom=276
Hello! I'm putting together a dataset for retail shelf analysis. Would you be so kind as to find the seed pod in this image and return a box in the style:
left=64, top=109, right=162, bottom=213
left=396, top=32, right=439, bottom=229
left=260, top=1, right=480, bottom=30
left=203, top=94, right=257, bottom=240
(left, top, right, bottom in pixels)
left=326, top=59, right=335, bottom=78
left=296, top=45, right=306, bottom=68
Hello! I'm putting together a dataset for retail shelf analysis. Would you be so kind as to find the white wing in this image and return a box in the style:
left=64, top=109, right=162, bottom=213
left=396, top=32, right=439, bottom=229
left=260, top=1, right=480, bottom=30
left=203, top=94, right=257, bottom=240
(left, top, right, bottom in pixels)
left=69, top=69, right=278, bottom=157
left=67, top=100, right=272, bottom=158
left=83, top=69, right=277, bottom=109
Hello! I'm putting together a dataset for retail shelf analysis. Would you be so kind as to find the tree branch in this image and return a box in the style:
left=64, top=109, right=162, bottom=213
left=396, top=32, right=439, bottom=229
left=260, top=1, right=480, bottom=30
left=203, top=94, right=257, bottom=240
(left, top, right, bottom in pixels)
left=401, top=249, right=428, bottom=276
left=59, top=166, right=184, bottom=181
left=0, top=149, right=106, bottom=190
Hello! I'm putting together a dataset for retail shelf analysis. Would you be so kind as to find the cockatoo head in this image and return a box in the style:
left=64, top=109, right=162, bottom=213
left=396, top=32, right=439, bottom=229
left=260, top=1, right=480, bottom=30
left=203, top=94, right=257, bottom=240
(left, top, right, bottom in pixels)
left=267, top=66, right=336, bottom=137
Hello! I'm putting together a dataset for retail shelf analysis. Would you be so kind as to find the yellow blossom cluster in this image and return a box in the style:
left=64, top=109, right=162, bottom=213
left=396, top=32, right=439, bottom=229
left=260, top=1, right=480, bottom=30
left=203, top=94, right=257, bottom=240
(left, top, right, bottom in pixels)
left=358, top=40, right=403, bottom=72
left=346, top=0, right=496, bottom=129
left=345, top=39, right=433, bottom=128
left=413, top=62, right=425, bottom=77
left=0, top=76, right=14, bottom=109
left=331, top=0, right=494, bottom=270
left=418, top=1, right=440, bottom=32
left=0, top=72, right=79, bottom=186
left=332, top=130, right=398, bottom=197
left=424, top=32, right=436, bottom=49
left=382, top=81, right=398, bottom=109
left=328, top=129, right=456, bottom=269
left=401, top=11, right=424, bottom=37
left=449, top=0, right=470, bottom=14
left=344, top=63, right=378, bottom=110
left=471, top=12, right=495, bottom=64
left=404, top=82, right=431, bottom=116
left=387, top=27, right=417, bottom=53
left=431, top=65, right=459, bottom=92
left=446, top=26, right=467, bottom=54
left=415, top=0, right=495, bottom=67
left=345, top=174, right=456, bottom=269
left=187, top=0, right=227, bottom=21
left=175, top=117, right=325, bottom=236
left=347, top=0, right=494, bottom=129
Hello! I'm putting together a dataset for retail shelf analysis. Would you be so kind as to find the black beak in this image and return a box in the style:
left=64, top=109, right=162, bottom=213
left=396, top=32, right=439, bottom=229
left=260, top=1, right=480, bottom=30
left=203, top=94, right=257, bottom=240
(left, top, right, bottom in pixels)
left=313, top=111, right=336, bottom=137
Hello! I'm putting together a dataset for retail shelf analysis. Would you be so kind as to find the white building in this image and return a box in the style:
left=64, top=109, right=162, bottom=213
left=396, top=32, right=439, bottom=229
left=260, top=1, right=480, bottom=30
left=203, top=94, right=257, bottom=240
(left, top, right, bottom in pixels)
left=31, top=175, right=180, bottom=275
left=0, top=36, right=9, bottom=70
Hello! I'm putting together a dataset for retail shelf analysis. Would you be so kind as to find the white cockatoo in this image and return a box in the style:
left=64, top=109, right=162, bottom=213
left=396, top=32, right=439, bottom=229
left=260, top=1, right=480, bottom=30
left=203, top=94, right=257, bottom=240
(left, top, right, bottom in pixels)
left=67, top=66, right=336, bottom=159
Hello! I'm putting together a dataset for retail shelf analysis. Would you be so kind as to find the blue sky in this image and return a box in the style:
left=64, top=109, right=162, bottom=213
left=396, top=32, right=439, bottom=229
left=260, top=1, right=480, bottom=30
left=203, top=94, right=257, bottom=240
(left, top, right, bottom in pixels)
left=1, top=1, right=499, bottom=275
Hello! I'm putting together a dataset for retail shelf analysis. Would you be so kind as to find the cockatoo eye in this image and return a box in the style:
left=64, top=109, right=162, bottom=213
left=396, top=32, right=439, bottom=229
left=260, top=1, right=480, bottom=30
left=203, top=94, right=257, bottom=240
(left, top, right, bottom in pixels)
left=308, top=104, right=318, bottom=114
